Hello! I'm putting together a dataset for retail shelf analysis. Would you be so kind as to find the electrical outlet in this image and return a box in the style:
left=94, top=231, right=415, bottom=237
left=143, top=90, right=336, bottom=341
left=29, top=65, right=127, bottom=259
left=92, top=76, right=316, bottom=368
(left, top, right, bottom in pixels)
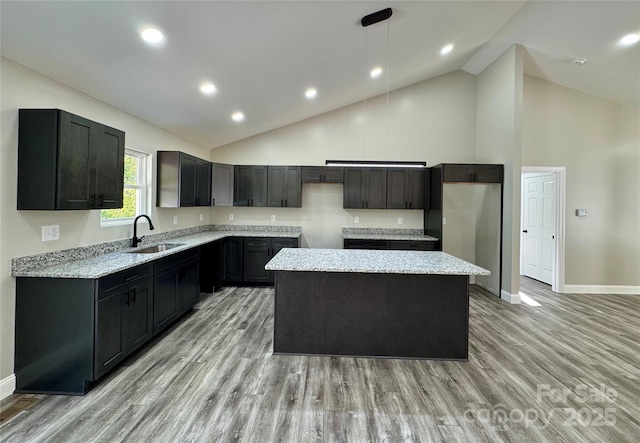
left=398, top=217, right=403, bottom=225
left=442, top=218, right=447, bottom=226
left=199, top=213, right=203, bottom=221
left=42, top=225, right=59, bottom=242
left=229, top=213, right=234, bottom=221
left=271, top=214, right=276, bottom=222
left=354, top=216, right=360, bottom=224
left=173, top=216, right=178, bottom=225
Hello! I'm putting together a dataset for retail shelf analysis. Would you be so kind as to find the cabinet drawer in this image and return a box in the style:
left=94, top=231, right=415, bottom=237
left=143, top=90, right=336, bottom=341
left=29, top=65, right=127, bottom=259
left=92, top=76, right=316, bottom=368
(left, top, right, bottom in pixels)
left=343, top=239, right=387, bottom=250
left=387, top=240, right=437, bottom=251
left=154, top=249, right=199, bottom=276
left=97, top=263, right=153, bottom=299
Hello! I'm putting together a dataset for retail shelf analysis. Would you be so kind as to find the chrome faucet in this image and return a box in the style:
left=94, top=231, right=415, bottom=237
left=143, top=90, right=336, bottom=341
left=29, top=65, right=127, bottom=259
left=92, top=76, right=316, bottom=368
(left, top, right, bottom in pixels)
left=131, top=215, right=155, bottom=247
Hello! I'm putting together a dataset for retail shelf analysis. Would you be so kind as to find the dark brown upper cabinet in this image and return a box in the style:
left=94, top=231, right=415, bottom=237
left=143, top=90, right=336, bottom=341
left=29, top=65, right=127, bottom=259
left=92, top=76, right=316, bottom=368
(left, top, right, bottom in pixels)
left=442, top=163, right=503, bottom=183
left=233, top=165, right=268, bottom=207
left=156, top=151, right=212, bottom=207
left=386, top=168, right=427, bottom=210
left=211, top=163, right=234, bottom=206
left=343, top=168, right=387, bottom=209
left=267, top=166, right=302, bottom=207
left=17, top=109, right=124, bottom=210
left=301, top=166, right=344, bottom=183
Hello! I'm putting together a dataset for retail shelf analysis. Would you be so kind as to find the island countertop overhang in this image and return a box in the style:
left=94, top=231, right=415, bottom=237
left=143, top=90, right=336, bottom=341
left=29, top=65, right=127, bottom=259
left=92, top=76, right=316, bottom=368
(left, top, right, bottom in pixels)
left=265, top=248, right=490, bottom=276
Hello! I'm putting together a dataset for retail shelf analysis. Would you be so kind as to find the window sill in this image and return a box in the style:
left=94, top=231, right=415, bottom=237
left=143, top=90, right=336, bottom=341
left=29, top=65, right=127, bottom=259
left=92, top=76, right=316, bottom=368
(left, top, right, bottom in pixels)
left=100, top=218, right=136, bottom=228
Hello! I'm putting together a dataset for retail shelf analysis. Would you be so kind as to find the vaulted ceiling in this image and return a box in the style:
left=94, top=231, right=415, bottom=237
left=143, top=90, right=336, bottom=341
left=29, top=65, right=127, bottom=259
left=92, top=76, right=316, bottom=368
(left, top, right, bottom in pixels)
left=1, top=1, right=638, bottom=149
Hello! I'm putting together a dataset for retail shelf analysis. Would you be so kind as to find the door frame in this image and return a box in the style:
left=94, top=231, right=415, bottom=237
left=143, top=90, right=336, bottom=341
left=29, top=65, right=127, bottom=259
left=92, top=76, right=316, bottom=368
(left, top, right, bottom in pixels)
left=520, top=166, right=566, bottom=293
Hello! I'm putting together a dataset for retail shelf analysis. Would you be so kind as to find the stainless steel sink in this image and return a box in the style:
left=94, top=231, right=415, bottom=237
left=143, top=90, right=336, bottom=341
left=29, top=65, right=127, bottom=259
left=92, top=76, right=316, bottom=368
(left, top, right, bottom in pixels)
left=129, top=243, right=186, bottom=254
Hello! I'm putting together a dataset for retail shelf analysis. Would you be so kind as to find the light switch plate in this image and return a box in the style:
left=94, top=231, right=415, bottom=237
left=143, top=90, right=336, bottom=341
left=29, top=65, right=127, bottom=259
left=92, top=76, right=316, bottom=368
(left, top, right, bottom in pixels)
left=354, top=216, right=360, bottom=224
left=575, top=209, right=586, bottom=217
left=173, top=216, right=178, bottom=225
left=271, top=214, right=276, bottom=222
left=42, top=225, right=59, bottom=242
left=229, top=214, right=234, bottom=221
left=199, top=214, right=203, bottom=221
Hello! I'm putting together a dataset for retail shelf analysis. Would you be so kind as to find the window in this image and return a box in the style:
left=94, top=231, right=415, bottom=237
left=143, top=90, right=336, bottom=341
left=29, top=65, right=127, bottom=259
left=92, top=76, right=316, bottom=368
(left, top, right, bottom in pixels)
left=101, top=148, right=150, bottom=226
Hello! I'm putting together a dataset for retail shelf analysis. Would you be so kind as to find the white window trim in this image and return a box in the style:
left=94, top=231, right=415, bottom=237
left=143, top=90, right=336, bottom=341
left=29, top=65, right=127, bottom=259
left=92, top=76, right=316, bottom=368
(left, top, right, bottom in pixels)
left=100, top=148, right=151, bottom=227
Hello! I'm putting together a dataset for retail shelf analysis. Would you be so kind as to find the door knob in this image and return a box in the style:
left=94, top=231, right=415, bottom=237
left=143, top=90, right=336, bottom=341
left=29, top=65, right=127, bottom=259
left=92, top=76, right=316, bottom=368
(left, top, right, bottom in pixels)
left=522, top=230, right=528, bottom=233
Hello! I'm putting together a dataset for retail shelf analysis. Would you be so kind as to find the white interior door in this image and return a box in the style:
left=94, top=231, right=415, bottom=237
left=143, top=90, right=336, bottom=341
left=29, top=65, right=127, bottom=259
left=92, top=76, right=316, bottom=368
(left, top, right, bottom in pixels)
left=522, top=174, right=555, bottom=284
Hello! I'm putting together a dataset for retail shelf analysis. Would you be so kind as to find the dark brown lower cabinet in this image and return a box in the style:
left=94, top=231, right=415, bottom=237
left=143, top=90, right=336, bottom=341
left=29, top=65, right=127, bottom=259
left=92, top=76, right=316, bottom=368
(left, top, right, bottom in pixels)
left=153, top=249, right=200, bottom=335
left=95, top=276, right=153, bottom=379
left=242, top=237, right=299, bottom=283
left=15, top=250, right=200, bottom=396
left=15, top=263, right=155, bottom=395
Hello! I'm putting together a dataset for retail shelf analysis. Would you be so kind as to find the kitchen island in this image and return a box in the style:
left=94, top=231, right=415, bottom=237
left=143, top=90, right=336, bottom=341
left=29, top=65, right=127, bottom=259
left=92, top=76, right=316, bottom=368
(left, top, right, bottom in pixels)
left=265, top=248, right=489, bottom=360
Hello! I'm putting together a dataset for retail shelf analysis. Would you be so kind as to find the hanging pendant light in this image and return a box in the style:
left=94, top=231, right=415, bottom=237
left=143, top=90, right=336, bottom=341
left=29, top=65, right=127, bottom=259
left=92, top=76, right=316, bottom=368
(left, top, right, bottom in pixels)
left=326, top=7, right=426, bottom=169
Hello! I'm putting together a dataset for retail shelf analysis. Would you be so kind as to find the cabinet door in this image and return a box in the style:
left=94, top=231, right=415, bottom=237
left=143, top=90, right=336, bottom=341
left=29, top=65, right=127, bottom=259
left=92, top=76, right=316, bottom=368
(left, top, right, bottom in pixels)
left=178, top=260, right=200, bottom=312
left=179, top=153, right=197, bottom=207
left=153, top=271, right=179, bottom=334
left=284, top=166, right=302, bottom=207
left=443, top=164, right=474, bottom=182
left=267, top=166, right=286, bottom=207
left=58, top=112, right=92, bottom=209
left=195, top=159, right=212, bottom=206
left=407, top=169, right=425, bottom=209
left=268, top=238, right=299, bottom=283
left=365, top=168, right=387, bottom=209
left=343, top=168, right=365, bottom=208
left=233, top=165, right=252, bottom=206
left=93, top=124, right=125, bottom=209
left=324, top=167, right=344, bottom=183
left=212, top=163, right=234, bottom=206
left=95, top=288, right=125, bottom=379
left=386, top=168, right=408, bottom=209
left=301, top=166, right=323, bottom=183
left=226, top=237, right=244, bottom=282
left=124, top=279, right=153, bottom=354
left=473, top=165, right=503, bottom=183
left=243, top=238, right=270, bottom=283
left=271, top=238, right=298, bottom=255
left=251, top=166, right=268, bottom=207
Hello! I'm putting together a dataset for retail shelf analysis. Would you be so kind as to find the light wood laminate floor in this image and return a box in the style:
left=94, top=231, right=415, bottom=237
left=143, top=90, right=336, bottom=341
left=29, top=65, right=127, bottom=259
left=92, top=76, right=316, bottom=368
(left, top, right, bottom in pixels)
left=1, top=278, right=639, bottom=442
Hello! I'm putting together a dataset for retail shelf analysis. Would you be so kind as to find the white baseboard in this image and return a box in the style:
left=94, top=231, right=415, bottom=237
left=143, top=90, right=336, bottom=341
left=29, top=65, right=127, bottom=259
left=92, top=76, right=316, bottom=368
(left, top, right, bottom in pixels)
left=473, top=281, right=499, bottom=296
left=562, top=285, right=640, bottom=295
left=0, top=373, right=16, bottom=400
left=501, top=289, right=522, bottom=304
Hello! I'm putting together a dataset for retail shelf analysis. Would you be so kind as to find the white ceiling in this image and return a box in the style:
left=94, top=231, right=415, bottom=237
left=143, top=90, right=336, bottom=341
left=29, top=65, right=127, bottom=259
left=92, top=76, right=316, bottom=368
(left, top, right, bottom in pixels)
left=1, top=1, right=638, bottom=149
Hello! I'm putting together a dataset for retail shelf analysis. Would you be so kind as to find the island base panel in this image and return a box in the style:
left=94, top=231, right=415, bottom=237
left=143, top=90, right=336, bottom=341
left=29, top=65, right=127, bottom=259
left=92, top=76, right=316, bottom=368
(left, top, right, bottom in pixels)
left=274, top=271, right=469, bottom=360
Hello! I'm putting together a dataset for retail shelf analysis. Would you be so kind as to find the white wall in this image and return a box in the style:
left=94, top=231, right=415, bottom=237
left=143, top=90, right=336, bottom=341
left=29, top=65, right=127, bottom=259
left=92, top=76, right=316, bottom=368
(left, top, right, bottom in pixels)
left=210, top=71, right=479, bottom=248
left=475, top=45, right=524, bottom=301
left=523, top=75, right=640, bottom=287
left=0, top=57, right=213, bottom=383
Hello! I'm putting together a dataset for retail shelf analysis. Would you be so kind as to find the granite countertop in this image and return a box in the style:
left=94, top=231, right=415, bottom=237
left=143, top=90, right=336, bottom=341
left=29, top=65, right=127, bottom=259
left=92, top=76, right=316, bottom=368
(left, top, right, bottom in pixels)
left=342, top=227, right=438, bottom=242
left=13, top=228, right=301, bottom=279
left=266, top=248, right=490, bottom=276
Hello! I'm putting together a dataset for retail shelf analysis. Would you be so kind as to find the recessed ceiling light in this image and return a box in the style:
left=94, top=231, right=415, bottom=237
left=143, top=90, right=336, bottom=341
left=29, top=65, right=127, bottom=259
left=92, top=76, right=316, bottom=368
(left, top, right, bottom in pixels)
left=619, top=33, right=640, bottom=46
left=305, top=88, right=317, bottom=99
left=440, top=44, right=454, bottom=55
left=140, top=28, right=164, bottom=44
left=370, top=67, right=382, bottom=78
left=200, top=83, right=217, bottom=95
left=231, top=112, right=244, bottom=122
